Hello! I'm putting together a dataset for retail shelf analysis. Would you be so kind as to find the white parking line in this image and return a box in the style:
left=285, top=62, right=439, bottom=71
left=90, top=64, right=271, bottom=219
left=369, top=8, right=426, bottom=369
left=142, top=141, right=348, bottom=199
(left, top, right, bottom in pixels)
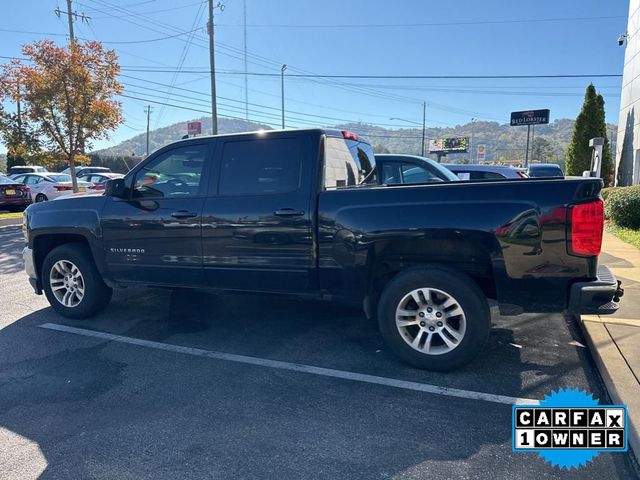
left=40, top=322, right=540, bottom=406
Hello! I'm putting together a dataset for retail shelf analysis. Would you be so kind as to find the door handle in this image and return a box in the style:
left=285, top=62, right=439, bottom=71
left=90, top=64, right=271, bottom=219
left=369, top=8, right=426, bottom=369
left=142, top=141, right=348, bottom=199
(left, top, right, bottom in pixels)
left=171, top=210, right=198, bottom=219
left=274, top=208, right=305, bottom=217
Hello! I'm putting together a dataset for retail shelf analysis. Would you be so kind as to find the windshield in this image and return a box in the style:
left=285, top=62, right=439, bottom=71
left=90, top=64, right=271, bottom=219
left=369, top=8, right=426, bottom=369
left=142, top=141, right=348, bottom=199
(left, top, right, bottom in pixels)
left=422, top=158, right=460, bottom=181
left=46, top=174, right=72, bottom=182
left=529, top=166, right=563, bottom=177
left=0, top=176, right=17, bottom=184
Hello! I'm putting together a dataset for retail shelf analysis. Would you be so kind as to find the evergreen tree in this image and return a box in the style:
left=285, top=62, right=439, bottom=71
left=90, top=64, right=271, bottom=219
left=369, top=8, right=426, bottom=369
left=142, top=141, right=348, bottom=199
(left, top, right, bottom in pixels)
left=596, top=94, right=613, bottom=186
left=566, top=84, right=600, bottom=177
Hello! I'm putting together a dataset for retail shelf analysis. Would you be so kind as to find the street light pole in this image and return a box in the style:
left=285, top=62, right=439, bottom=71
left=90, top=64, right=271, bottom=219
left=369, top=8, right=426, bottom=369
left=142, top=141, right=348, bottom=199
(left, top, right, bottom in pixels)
left=281, top=64, right=287, bottom=129
left=390, top=113, right=425, bottom=156
left=144, top=105, right=152, bottom=157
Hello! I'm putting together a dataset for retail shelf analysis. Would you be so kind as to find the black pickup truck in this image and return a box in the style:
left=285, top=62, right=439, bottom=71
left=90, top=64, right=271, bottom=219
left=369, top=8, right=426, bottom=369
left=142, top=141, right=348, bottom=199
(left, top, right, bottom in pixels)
left=22, top=128, right=623, bottom=370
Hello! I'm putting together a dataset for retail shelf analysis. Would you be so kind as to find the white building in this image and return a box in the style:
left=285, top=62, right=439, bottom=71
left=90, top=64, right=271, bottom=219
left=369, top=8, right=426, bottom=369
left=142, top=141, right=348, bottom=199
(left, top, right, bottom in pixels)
left=617, top=0, right=640, bottom=185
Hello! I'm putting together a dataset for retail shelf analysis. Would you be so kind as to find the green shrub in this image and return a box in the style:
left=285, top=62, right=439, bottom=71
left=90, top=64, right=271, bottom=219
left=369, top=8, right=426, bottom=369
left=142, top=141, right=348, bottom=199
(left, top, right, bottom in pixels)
left=605, top=186, right=640, bottom=229
left=601, top=187, right=615, bottom=201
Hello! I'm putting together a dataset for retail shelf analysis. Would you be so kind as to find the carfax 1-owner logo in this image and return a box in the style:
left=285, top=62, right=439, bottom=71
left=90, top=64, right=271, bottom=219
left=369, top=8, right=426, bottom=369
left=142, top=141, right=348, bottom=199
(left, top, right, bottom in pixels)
left=512, top=388, right=628, bottom=469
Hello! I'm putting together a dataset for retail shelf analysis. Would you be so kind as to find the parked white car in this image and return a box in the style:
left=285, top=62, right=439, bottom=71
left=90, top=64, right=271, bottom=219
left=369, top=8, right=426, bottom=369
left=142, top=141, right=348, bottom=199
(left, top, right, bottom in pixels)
left=11, top=173, right=93, bottom=202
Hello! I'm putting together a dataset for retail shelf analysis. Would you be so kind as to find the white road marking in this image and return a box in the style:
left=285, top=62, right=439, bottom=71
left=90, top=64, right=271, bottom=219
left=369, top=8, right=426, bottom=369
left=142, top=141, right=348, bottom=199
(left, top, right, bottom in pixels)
left=40, top=322, right=540, bottom=406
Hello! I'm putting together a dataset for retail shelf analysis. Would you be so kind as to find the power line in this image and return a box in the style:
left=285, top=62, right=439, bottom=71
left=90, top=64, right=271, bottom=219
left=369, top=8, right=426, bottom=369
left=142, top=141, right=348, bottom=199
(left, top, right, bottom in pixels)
left=117, top=93, right=447, bottom=139
left=113, top=68, right=623, bottom=79
left=90, top=0, right=205, bottom=19
left=154, top=3, right=206, bottom=127
left=215, top=15, right=626, bottom=29
left=96, top=27, right=204, bottom=44
left=120, top=82, right=439, bottom=128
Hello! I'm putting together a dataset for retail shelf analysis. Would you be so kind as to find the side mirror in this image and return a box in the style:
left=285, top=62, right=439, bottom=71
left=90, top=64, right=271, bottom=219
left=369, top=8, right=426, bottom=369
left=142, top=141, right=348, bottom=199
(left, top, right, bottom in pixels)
left=105, top=178, right=126, bottom=198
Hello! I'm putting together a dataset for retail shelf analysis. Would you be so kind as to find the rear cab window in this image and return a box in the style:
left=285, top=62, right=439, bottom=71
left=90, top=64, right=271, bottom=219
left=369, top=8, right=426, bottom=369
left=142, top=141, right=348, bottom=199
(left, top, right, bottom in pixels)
left=323, top=132, right=376, bottom=189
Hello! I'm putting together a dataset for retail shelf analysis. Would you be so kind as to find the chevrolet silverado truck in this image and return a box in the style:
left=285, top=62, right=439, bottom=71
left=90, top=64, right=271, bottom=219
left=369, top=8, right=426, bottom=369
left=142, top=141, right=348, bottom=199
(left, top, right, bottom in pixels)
left=21, top=128, right=623, bottom=371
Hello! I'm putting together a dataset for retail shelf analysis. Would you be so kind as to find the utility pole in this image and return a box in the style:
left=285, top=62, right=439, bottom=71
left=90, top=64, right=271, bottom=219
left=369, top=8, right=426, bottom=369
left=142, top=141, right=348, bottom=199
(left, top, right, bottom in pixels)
left=66, top=0, right=75, bottom=42
left=55, top=0, right=85, bottom=193
left=144, top=105, right=152, bottom=157
left=207, top=0, right=219, bottom=135
left=281, top=64, right=287, bottom=129
left=243, top=0, right=248, bottom=120
left=470, top=118, right=476, bottom=162
left=421, top=101, right=426, bottom=157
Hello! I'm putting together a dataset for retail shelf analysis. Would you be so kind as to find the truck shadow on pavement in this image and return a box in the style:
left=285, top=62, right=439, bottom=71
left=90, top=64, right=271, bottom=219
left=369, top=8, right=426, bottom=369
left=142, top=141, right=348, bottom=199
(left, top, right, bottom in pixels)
left=0, top=229, right=25, bottom=275
left=0, top=289, right=635, bottom=479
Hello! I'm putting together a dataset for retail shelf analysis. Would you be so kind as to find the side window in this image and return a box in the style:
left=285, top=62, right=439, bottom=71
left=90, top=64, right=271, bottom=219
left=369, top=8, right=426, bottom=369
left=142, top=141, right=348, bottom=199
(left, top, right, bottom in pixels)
left=133, top=144, right=207, bottom=198
left=382, top=163, right=402, bottom=184
left=26, top=176, right=40, bottom=185
left=219, top=137, right=302, bottom=196
left=480, top=172, right=505, bottom=180
left=401, top=164, right=442, bottom=183
left=324, top=137, right=377, bottom=188
left=324, top=137, right=358, bottom=188
left=13, top=175, right=25, bottom=183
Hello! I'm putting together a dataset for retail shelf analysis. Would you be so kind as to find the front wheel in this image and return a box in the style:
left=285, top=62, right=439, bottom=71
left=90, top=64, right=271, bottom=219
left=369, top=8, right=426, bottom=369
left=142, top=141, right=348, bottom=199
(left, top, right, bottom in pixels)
left=42, top=243, right=113, bottom=319
left=35, top=193, right=48, bottom=203
left=377, top=266, right=490, bottom=371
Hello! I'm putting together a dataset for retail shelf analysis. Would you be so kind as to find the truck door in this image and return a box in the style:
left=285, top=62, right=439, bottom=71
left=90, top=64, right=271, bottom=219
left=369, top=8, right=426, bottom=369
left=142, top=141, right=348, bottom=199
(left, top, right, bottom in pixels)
left=201, top=133, right=315, bottom=293
left=101, top=142, right=211, bottom=286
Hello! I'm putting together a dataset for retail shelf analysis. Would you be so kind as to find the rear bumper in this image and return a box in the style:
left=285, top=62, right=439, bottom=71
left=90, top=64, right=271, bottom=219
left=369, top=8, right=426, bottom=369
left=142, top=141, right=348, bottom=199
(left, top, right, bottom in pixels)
left=567, top=265, right=623, bottom=315
left=0, top=198, right=31, bottom=207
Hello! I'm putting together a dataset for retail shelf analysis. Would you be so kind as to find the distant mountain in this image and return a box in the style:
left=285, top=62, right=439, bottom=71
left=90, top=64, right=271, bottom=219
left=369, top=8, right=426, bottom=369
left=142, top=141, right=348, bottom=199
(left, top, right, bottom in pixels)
left=94, top=116, right=617, bottom=165
left=94, top=117, right=273, bottom=157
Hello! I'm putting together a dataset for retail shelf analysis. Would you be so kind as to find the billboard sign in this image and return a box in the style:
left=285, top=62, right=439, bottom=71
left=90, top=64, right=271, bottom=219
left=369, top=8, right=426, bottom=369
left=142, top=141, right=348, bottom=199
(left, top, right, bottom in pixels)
left=429, top=137, right=469, bottom=153
left=187, top=121, right=202, bottom=135
left=510, top=109, right=550, bottom=126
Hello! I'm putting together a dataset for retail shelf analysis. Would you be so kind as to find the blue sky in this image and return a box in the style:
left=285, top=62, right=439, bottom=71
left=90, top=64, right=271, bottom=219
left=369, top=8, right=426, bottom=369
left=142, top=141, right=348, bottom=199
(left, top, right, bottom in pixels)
left=0, top=0, right=630, bottom=151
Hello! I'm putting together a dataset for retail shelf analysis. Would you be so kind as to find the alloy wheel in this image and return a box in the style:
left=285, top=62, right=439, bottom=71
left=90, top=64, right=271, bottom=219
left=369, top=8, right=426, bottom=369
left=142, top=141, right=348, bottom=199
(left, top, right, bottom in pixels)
left=395, top=287, right=466, bottom=355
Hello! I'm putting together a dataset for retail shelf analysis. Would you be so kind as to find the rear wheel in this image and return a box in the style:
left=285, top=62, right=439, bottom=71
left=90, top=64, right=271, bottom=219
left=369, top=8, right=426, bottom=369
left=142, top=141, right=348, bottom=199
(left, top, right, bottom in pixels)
left=377, top=266, right=490, bottom=371
left=42, top=243, right=112, bottom=319
left=35, top=193, right=48, bottom=203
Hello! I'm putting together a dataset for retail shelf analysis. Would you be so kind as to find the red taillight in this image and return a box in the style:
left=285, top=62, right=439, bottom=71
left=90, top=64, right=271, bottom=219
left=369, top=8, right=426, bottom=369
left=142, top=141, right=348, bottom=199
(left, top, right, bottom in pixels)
left=54, top=185, right=73, bottom=191
left=341, top=130, right=359, bottom=141
left=23, top=186, right=30, bottom=192
left=569, top=199, right=604, bottom=256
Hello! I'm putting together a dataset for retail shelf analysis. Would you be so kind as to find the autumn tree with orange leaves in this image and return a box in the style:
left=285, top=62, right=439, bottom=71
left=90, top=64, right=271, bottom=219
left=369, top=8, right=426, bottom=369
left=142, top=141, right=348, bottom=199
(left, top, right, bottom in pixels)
left=0, top=40, right=123, bottom=191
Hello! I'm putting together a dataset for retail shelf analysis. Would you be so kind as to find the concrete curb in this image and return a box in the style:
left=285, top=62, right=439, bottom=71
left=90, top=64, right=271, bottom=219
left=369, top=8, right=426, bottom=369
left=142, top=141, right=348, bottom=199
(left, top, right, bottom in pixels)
left=580, top=316, right=640, bottom=459
left=0, top=217, right=22, bottom=228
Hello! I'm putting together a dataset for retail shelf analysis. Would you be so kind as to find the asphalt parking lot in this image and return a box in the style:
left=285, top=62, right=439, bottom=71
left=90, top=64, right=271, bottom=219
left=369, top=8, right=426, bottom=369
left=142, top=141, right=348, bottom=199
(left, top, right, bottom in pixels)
left=0, top=224, right=638, bottom=479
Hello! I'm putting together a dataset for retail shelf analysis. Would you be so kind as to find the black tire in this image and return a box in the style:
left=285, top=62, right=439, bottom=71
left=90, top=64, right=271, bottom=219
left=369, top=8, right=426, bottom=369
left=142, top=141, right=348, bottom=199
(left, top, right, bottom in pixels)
left=42, top=243, right=113, bottom=319
left=377, top=266, right=490, bottom=371
left=35, top=193, right=47, bottom=203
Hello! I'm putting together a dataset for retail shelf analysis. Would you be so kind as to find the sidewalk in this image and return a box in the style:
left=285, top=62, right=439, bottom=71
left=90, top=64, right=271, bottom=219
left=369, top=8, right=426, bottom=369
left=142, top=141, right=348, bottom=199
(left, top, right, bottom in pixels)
left=580, top=231, right=640, bottom=457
